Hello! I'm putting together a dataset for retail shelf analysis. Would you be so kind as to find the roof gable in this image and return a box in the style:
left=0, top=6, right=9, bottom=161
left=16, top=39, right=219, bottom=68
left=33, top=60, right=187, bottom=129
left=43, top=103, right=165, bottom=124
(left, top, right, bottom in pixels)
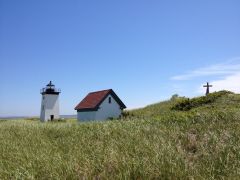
left=74, top=89, right=126, bottom=111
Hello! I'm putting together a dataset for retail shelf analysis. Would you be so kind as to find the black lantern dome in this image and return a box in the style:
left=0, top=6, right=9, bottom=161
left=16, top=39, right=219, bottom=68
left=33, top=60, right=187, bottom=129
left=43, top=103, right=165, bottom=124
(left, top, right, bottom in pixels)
left=41, top=81, right=61, bottom=95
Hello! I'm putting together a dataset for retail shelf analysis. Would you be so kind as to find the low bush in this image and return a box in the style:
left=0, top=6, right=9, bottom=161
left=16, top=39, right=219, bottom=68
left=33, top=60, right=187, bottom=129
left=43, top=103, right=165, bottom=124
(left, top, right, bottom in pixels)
left=171, top=90, right=233, bottom=111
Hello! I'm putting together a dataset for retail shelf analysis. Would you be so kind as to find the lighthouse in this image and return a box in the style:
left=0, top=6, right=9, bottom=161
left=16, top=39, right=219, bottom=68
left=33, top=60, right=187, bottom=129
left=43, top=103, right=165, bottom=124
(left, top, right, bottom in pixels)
left=40, top=81, right=61, bottom=122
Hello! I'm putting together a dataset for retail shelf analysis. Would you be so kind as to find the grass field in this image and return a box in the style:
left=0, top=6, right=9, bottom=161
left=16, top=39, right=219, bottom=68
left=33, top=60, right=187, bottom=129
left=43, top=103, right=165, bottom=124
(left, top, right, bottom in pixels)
left=0, top=91, right=240, bottom=179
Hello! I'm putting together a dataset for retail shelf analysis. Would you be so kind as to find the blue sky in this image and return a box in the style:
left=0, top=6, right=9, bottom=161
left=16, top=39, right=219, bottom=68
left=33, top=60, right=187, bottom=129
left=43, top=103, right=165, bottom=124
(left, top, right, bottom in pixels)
left=0, top=0, right=240, bottom=116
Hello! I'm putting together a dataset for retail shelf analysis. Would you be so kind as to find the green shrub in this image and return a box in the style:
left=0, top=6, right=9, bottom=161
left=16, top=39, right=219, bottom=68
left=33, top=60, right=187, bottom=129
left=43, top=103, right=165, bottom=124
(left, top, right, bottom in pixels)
left=172, top=91, right=233, bottom=111
left=48, top=118, right=67, bottom=123
left=121, top=111, right=135, bottom=119
left=25, top=117, right=39, bottom=121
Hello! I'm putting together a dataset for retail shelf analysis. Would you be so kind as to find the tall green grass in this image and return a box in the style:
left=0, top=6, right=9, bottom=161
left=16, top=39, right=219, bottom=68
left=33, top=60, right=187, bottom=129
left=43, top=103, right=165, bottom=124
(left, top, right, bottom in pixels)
left=0, top=92, right=240, bottom=179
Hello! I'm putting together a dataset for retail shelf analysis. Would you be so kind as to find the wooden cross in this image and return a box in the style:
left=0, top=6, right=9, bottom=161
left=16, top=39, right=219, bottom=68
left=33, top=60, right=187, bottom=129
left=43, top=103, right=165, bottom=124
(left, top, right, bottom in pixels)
left=203, top=82, right=212, bottom=95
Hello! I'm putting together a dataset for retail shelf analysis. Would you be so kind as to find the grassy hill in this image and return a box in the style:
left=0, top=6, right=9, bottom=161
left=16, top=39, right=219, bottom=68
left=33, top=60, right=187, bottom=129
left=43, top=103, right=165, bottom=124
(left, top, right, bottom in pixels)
left=0, top=91, right=240, bottom=179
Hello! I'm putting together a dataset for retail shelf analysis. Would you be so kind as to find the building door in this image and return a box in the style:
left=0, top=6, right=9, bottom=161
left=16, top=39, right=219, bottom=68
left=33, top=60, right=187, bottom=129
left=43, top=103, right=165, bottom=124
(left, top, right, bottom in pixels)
left=50, top=115, right=54, bottom=121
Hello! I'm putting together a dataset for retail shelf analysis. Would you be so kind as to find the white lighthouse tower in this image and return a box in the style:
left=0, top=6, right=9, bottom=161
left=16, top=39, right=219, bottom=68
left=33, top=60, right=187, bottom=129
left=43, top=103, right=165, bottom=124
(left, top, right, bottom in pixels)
left=40, top=81, right=61, bottom=122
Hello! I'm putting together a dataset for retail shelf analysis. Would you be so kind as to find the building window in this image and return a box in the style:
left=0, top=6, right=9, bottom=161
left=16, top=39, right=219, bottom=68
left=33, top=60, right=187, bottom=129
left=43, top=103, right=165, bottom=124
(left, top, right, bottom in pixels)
left=108, top=97, right=111, bottom=104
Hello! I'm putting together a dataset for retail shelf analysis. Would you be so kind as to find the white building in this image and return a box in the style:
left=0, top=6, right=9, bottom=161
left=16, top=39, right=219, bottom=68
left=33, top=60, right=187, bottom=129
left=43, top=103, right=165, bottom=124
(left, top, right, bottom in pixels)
left=75, top=89, right=126, bottom=121
left=40, top=81, right=61, bottom=122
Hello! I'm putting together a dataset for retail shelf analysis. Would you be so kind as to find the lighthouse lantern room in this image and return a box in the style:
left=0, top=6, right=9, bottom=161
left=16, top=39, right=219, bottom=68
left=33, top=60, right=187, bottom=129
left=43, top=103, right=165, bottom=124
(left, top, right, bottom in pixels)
left=40, top=81, right=61, bottom=122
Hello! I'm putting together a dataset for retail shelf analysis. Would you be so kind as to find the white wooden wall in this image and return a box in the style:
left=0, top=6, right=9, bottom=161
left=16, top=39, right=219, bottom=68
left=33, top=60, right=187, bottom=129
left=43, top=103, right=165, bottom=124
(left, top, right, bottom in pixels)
left=77, top=94, right=122, bottom=121
left=40, top=94, right=60, bottom=122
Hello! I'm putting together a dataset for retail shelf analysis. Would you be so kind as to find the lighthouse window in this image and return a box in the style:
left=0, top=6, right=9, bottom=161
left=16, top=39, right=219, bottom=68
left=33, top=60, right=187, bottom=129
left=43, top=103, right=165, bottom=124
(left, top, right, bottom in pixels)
left=108, top=97, right=111, bottom=104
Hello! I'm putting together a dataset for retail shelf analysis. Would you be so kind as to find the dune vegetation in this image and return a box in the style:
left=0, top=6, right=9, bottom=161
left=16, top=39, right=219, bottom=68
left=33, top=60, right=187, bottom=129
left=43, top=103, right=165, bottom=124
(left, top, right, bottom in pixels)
left=0, top=91, right=240, bottom=179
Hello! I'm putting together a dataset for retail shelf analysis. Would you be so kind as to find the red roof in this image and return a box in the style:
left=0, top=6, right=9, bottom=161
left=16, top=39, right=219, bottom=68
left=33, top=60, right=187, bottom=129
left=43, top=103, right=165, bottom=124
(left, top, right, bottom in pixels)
left=75, top=89, right=126, bottom=111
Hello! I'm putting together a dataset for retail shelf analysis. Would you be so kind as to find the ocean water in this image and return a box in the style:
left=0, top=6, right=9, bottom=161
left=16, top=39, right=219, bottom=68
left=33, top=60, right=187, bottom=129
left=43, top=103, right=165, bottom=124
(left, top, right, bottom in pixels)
left=0, top=115, right=77, bottom=120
